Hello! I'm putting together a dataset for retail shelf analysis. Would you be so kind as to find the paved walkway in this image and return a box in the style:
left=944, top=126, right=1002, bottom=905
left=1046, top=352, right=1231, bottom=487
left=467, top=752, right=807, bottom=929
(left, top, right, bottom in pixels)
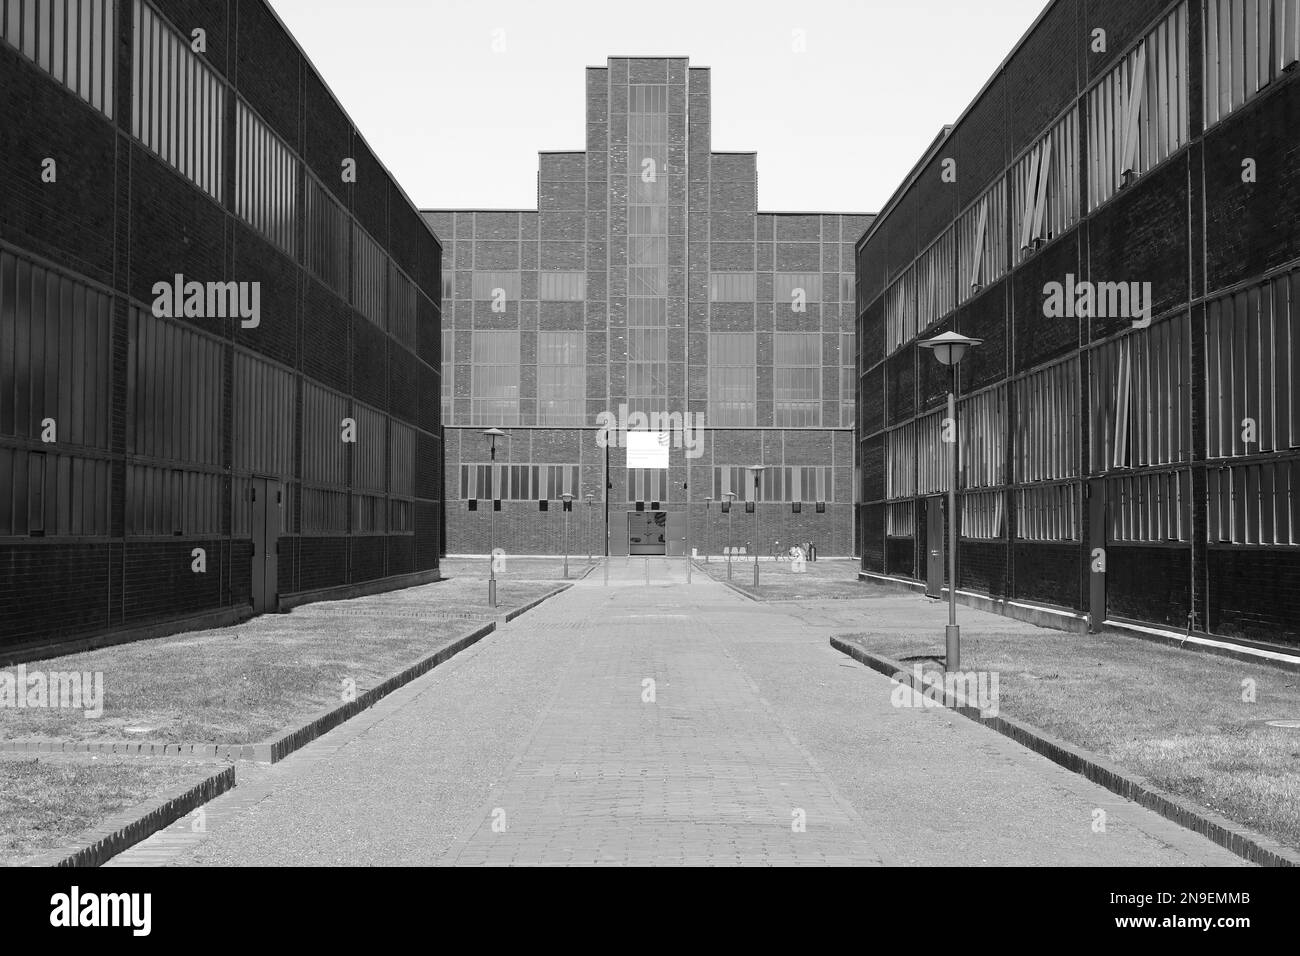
left=110, top=559, right=1245, bottom=866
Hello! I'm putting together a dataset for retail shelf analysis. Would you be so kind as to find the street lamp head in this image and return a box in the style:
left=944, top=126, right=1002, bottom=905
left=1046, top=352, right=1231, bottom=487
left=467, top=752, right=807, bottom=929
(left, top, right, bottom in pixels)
left=723, top=492, right=737, bottom=500
left=585, top=493, right=594, bottom=502
left=919, top=330, right=983, bottom=367
left=561, top=493, right=574, bottom=502
left=482, top=427, right=506, bottom=439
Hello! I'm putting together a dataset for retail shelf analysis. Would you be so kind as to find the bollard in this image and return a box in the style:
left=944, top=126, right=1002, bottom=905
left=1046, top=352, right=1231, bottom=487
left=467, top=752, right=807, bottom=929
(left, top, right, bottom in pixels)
left=488, top=553, right=498, bottom=608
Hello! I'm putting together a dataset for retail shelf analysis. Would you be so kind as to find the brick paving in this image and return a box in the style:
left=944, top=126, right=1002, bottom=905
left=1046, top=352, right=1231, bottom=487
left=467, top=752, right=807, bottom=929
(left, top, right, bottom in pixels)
left=110, top=558, right=1245, bottom=866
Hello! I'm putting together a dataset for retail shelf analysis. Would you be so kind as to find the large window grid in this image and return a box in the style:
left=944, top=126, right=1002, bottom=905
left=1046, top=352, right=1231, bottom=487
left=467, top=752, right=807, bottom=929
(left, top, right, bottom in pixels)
left=538, top=331, right=585, bottom=426
left=352, top=224, right=386, bottom=329
left=470, top=330, right=520, bottom=425
left=539, top=271, right=585, bottom=301
left=960, top=385, right=1007, bottom=488
left=628, top=82, right=671, bottom=415
left=627, top=468, right=669, bottom=503
left=886, top=500, right=915, bottom=537
left=1014, top=358, right=1081, bottom=482
left=708, top=333, right=756, bottom=426
left=305, top=175, right=348, bottom=297
left=1109, top=470, right=1190, bottom=543
left=1204, top=0, right=1300, bottom=129
left=957, top=179, right=1008, bottom=301
left=916, top=229, right=956, bottom=330
left=886, top=422, right=917, bottom=499
left=839, top=332, right=855, bottom=428
left=441, top=329, right=454, bottom=424
left=1011, top=107, right=1080, bottom=258
left=962, top=490, right=1006, bottom=539
left=471, top=271, right=521, bottom=302
left=1015, top=483, right=1080, bottom=541
left=711, top=466, right=832, bottom=503
left=884, top=266, right=917, bottom=355
left=710, top=272, right=757, bottom=302
left=1087, top=4, right=1189, bottom=210
left=774, top=273, right=822, bottom=308
left=235, top=100, right=299, bottom=258
left=461, top=463, right=580, bottom=501
left=132, top=0, right=223, bottom=200
left=773, top=332, right=821, bottom=427
left=916, top=410, right=950, bottom=495
left=2, top=0, right=115, bottom=117
left=1207, top=459, right=1300, bottom=544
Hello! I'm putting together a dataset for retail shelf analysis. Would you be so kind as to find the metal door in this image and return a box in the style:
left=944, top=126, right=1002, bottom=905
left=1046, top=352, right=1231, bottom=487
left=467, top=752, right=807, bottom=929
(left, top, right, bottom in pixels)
left=250, top=477, right=281, bottom=613
left=925, top=496, right=944, bottom=598
left=1088, top=478, right=1107, bottom=632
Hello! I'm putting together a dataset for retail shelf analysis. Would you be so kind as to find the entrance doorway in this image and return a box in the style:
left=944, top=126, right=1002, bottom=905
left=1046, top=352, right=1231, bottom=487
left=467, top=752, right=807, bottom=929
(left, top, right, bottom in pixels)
left=925, top=495, right=944, bottom=598
left=250, top=477, right=281, bottom=613
left=628, top=511, right=667, bottom=555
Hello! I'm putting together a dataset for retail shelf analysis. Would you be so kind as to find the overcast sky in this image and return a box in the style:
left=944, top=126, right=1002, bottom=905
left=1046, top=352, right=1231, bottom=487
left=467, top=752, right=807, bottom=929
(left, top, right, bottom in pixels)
left=267, top=0, right=1048, bottom=214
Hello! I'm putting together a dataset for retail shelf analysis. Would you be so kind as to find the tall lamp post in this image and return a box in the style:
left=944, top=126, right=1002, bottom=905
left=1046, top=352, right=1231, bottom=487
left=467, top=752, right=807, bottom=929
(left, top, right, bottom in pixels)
left=561, top=492, right=574, bottom=579
left=585, top=493, right=594, bottom=563
left=483, top=427, right=507, bottom=608
left=748, top=465, right=766, bottom=588
left=723, top=492, right=737, bottom=580
left=918, top=331, right=982, bottom=672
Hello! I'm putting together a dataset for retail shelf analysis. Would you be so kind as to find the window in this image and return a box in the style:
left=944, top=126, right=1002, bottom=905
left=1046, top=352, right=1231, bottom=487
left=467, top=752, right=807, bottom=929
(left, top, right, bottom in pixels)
left=1088, top=4, right=1189, bottom=210
left=1205, top=271, right=1299, bottom=458
left=1015, top=358, right=1080, bottom=482
left=1208, top=460, right=1300, bottom=544
left=231, top=353, right=294, bottom=478
left=629, top=83, right=668, bottom=113
left=539, top=271, right=585, bottom=301
left=470, top=330, right=520, bottom=425
left=709, top=466, right=830, bottom=502
left=959, top=385, right=1007, bottom=488
left=471, top=271, right=521, bottom=302
left=709, top=333, right=756, bottom=426
left=710, top=273, right=757, bottom=303
left=916, top=228, right=957, bottom=330
left=916, top=410, right=950, bottom=495
left=774, top=273, right=821, bottom=308
left=1, top=0, right=114, bottom=117
left=884, top=265, right=917, bottom=355
left=886, top=422, right=917, bottom=499
left=886, top=500, right=915, bottom=537
left=627, top=468, right=669, bottom=503
left=132, top=0, right=223, bottom=199
left=839, top=332, right=856, bottom=428
left=352, top=224, right=386, bottom=328
left=127, top=306, right=222, bottom=466
left=301, top=381, right=348, bottom=488
left=957, top=179, right=1008, bottom=301
left=305, top=176, right=348, bottom=297
left=388, top=267, right=418, bottom=350
left=774, top=333, right=821, bottom=427
left=302, top=487, right=347, bottom=534
left=538, top=331, right=585, bottom=425
left=1090, top=317, right=1192, bottom=471
left=124, top=465, right=220, bottom=536
left=1204, top=0, right=1300, bottom=129
left=840, top=274, right=856, bottom=306
left=235, top=101, right=299, bottom=258
left=461, top=463, right=579, bottom=500
left=629, top=237, right=667, bottom=296
left=962, top=490, right=1005, bottom=539
left=441, top=329, right=454, bottom=424
left=1109, top=470, right=1190, bottom=543
left=1012, top=107, right=1080, bottom=258
left=1015, top=483, right=1080, bottom=540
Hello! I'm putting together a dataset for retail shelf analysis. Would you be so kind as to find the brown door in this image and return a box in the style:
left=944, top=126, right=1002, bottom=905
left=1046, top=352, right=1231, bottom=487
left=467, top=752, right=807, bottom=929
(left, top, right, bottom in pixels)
left=925, top=496, right=944, bottom=598
left=250, top=477, right=281, bottom=613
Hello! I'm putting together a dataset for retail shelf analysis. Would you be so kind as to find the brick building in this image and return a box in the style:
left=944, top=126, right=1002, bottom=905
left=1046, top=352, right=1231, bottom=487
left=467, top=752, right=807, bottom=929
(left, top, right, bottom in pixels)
left=856, top=0, right=1300, bottom=648
left=0, top=0, right=444, bottom=656
left=426, top=57, right=873, bottom=559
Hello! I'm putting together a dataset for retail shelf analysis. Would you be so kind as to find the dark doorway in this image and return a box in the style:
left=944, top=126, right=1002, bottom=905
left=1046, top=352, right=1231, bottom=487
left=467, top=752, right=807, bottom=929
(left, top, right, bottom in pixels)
left=925, top=495, right=944, bottom=598
left=250, top=477, right=281, bottom=613
left=628, top=511, right=667, bottom=555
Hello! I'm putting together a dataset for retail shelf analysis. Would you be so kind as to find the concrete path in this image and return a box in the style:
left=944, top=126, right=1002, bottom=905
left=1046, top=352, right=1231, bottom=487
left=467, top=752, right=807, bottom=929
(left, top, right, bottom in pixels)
left=110, top=559, right=1245, bottom=866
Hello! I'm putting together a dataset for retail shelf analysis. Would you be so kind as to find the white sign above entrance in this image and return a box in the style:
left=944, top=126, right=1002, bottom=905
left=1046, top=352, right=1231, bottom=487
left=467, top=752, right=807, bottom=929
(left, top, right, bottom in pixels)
left=626, top=431, right=670, bottom=469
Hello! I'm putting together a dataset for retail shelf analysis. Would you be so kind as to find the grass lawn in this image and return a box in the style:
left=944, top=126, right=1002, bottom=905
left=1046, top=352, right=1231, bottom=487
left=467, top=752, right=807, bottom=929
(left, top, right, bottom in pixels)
left=0, top=575, right=560, bottom=747
left=0, top=754, right=220, bottom=865
left=840, top=595, right=1300, bottom=851
left=694, top=557, right=878, bottom=601
left=441, top=556, right=598, bottom=580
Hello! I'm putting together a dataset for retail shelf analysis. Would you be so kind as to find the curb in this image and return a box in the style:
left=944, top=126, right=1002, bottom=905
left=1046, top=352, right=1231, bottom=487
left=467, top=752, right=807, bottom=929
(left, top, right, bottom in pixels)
left=0, top=584, right=574, bottom=765
left=830, top=636, right=1300, bottom=868
left=20, top=764, right=236, bottom=868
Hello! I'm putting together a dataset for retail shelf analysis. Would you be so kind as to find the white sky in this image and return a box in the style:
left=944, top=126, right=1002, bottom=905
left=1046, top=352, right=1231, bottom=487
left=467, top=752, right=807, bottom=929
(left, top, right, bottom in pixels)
left=267, top=0, right=1049, bottom=213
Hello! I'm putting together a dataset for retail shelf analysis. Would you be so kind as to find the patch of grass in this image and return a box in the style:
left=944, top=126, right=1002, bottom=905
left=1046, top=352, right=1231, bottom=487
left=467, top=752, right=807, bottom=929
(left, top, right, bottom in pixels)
left=0, top=754, right=220, bottom=865
left=843, top=600, right=1300, bottom=850
left=694, top=557, right=880, bottom=601
left=0, top=576, right=559, bottom=747
left=441, top=556, right=596, bottom=580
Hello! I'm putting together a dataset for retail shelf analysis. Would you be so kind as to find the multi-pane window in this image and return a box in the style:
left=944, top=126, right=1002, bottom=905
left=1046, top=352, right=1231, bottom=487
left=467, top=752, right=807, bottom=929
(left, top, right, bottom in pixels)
left=389, top=420, right=415, bottom=534
left=915, top=228, right=956, bottom=330
left=2, top=0, right=115, bottom=117
left=1207, top=460, right=1300, bottom=544
left=1089, top=316, right=1192, bottom=471
left=471, top=271, right=521, bottom=302
left=125, top=467, right=220, bottom=536
left=461, top=463, right=579, bottom=501
left=884, top=265, right=917, bottom=355
left=710, top=272, right=757, bottom=303
left=708, top=333, right=756, bottom=426
left=1014, top=358, right=1080, bottom=482
left=628, top=81, right=671, bottom=415
left=628, top=237, right=667, bottom=295
left=886, top=422, right=917, bottom=499
left=388, top=266, right=417, bottom=350
left=1015, top=484, right=1080, bottom=541
left=1109, top=470, right=1190, bottom=543
left=1204, top=271, right=1299, bottom=457
left=235, top=100, right=299, bottom=257
left=1204, top=0, right=1300, bottom=129
left=886, top=500, right=916, bottom=537
left=230, top=351, right=294, bottom=537
left=1087, top=4, right=1189, bottom=210
left=470, top=330, right=520, bottom=425
left=350, top=402, right=387, bottom=534
left=773, top=273, right=822, bottom=309
left=1011, top=107, right=1080, bottom=258
left=441, top=328, right=454, bottom=424
left=710, top=466, right=832, bottom=502
left=305, top=176, right=348, bottom=297
left=537, top=331, right=585, bottom=426
left=627, top=468, right=669, bottom=503
left=628, top=326, right=668, bottom=413
left=916, top=410, right=950, bottom=495
left=773, top=333, right=821, bottom=427
left=538, top=271, right=585, bottom=301
left=839, top=332, right=855, bottom=428
left=957, top=179, right=1008, bottom=301
left=962, top=490, right=1006, bottom=539
left=840, top=274, right=856, bottom=307
left=132, top=0, right=224, bottom=199
left=352, top=224, right=386, bottom=329
left=960, top=385, right=1007, bottom=488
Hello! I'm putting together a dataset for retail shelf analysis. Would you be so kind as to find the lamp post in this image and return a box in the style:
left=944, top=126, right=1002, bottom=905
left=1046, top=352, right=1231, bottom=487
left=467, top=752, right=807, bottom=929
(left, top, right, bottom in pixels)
left=748, top=465, right=766, bottom=588
left=704, top=497, right=712, bottom=562
left=585, top=493, right=594, bottom=563
left=918, top=331, right=982, bottom=672
left=723, top=492, right=737, bottom=580
left=483, top=427, right=507, bottom=608
left=561, top=492, right=574, bottom=579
